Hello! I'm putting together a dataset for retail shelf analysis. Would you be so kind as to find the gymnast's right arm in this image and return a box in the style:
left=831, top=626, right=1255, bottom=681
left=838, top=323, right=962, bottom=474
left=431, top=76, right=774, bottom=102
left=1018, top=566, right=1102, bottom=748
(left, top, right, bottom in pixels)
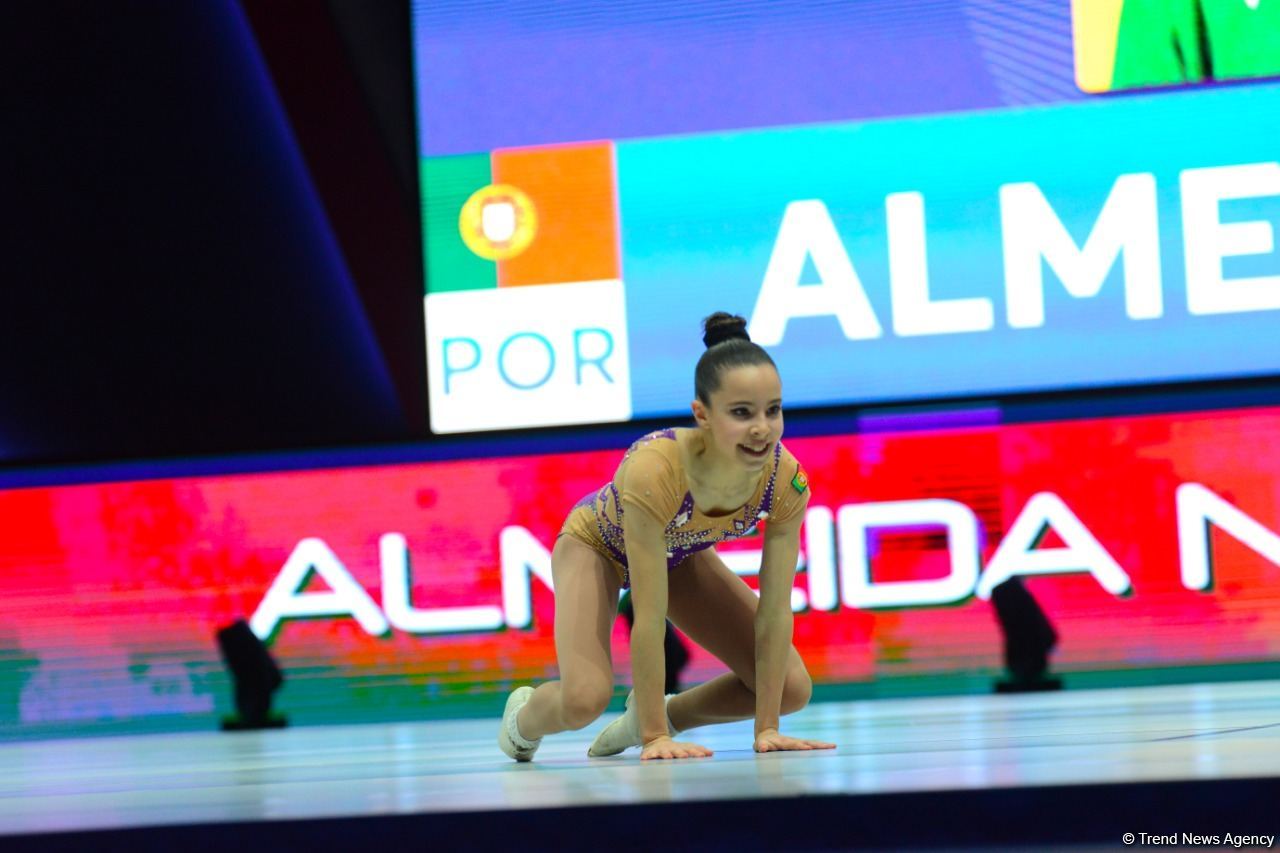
left=620, top=453, right=713, bottom=760
left=622, top=507, right=672, bottom=740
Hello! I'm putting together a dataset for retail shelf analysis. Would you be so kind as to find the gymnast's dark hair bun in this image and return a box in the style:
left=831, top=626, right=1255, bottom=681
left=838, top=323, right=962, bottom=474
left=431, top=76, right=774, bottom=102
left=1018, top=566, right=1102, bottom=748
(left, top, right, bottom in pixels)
left=694, top=312, right=775, bottom=404
left=701, top=312, right=750, bottom=349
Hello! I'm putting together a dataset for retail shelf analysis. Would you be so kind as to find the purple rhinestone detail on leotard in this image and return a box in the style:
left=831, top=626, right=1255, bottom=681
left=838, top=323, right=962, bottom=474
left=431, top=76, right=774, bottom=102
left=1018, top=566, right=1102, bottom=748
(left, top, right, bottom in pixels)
left=576, top=432, right=784, bottom=588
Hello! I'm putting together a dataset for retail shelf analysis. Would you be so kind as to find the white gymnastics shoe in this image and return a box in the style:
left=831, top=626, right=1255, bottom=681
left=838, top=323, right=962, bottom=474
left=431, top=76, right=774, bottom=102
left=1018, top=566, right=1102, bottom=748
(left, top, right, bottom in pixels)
left=498, top=686, right=542, bottom=762
left=587, top=690, right=679, bottom=757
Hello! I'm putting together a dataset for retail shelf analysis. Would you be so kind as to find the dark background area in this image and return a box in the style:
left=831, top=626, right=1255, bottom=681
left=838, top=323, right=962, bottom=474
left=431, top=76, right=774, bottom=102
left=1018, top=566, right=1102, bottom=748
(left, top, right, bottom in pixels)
left=5, top=0, right=1280, bottom=477
left=0, top=0, right=424, bottom=468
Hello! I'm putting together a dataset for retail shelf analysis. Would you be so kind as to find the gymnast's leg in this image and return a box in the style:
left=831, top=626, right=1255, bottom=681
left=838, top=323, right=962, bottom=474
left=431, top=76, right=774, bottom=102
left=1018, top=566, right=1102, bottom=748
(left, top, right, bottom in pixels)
left=663, top=547, right=812, bottom=732
left=499, top=536, right=621, bottom=759
left=586, top=546, right=814, bottom=757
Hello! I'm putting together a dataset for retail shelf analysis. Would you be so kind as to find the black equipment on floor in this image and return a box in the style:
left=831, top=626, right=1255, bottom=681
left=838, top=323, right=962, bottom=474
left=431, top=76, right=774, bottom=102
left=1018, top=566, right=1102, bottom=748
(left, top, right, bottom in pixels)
left=216, top=619, right=288, bottom=730
left=990, top=577, right=1063, bottom=693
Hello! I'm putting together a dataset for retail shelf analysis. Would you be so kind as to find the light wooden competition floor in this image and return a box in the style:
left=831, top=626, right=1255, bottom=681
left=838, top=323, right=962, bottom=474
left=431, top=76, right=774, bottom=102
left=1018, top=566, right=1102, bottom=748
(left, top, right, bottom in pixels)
left=2, top=680, right=1279, bottom=842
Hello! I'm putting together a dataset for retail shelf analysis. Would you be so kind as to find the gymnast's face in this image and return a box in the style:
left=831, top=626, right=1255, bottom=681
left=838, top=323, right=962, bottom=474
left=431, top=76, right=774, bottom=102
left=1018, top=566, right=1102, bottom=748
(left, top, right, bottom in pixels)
left=694, top=363, right=784, bottom=472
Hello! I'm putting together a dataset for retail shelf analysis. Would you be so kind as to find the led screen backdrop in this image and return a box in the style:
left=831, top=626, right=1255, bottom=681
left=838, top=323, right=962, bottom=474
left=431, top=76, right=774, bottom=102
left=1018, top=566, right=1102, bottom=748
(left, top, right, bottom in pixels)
left=413, top=1, right=1280, bottom=433
left=4, top=406, right=1280, bottom=737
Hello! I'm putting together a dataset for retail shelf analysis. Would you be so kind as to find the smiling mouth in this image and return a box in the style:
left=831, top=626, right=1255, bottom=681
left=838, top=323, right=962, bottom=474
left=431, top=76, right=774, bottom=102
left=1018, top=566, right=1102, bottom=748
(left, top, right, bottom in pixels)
left=739, top=443, right=770, bottom=457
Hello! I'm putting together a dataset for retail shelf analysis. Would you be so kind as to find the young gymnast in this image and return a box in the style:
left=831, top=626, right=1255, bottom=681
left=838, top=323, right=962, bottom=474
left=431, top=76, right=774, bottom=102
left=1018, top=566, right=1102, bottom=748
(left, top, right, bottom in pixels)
left=499, top=312, right=836, bottom=761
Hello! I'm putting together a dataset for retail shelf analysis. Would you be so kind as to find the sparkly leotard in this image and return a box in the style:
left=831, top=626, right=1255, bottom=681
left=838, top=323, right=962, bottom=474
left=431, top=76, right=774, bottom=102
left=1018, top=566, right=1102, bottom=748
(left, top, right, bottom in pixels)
left=559, top=428, right=810, bottom=588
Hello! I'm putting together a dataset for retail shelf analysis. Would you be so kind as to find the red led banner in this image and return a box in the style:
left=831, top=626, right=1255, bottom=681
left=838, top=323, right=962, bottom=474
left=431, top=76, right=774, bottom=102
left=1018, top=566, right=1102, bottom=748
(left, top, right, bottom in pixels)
left=3, top=407, right=1280, bottom=732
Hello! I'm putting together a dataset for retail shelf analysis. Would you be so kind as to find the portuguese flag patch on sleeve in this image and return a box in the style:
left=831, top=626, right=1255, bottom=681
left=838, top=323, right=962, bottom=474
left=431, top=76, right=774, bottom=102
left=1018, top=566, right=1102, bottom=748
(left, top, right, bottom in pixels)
left=791, top=467, right=809, bottom=493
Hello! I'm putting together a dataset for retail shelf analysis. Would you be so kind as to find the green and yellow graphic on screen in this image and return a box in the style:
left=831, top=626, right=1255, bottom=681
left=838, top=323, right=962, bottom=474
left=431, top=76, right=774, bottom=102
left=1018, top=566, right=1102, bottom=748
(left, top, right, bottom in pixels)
left=1073, top=0, right=1280, bottom=93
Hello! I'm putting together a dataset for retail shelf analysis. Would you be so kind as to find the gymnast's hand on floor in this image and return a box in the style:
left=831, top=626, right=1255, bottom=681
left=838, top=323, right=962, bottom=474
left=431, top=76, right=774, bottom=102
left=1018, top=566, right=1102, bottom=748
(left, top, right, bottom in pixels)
left=640, top=735, right=714, bottom=760
left=753, top=728, right=837, bottom=753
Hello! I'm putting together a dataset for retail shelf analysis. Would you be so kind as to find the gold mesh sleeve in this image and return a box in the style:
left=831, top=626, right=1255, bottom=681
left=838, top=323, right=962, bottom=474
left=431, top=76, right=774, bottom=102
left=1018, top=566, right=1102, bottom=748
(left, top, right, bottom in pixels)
left=618, top=447, right=680, bottom=524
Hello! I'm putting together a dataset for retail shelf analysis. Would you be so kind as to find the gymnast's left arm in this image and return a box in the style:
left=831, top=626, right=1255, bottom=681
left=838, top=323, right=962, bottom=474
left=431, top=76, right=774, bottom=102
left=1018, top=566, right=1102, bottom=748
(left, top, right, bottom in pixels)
left=753, top=511, right=798, bottom=736
left=753, top=492, right=836, bottom=753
